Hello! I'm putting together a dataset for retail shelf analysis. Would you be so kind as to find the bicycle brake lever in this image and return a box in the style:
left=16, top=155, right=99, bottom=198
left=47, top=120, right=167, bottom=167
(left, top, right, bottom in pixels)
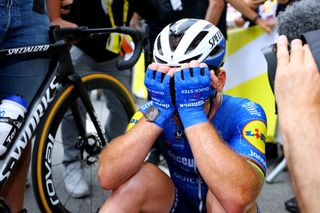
left=115, top=26, right=146, bottom=70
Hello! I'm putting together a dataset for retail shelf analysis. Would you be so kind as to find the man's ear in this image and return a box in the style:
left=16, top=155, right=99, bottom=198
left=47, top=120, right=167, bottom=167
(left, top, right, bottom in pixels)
left=215, top=69, right=226, bottom=92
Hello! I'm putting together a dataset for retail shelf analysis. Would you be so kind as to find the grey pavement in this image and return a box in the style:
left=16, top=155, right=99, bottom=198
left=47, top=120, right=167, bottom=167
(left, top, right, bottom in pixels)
left=24, top=155, right=295, bottom=213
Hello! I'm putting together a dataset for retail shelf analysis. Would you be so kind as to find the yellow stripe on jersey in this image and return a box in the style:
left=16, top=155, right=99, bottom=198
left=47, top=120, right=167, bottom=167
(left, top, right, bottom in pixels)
left=126, top=111, right=144, bottom=131
left=247, top=159, right=265, bottom=179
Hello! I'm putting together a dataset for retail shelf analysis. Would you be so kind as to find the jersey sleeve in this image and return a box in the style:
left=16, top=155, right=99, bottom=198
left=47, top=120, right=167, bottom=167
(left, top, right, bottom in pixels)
left=228, top=101, right=267, bottom=176
left=126, top=111, right=144, bottom=131
left=126, top=101, right=152, bottom=131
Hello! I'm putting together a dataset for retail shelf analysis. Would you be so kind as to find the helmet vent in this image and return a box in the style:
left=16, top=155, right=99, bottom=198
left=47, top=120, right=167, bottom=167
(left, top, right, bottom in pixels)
left=179, top=54, right=201, bottom=64
left=157, top=35, right=163, bottom=55
left=169, top=33, right=184, bottom=51
left=209, top=45, right=223, bottom=56
left=154, top=56, right=167, bottom=64
left=185, top=31, right=208, bottom=54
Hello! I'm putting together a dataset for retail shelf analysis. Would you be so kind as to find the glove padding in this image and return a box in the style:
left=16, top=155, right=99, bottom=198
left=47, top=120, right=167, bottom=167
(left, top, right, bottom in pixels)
left=174, top=66, right=214, bottom=128
left=144, top=68, right=175, bottom=128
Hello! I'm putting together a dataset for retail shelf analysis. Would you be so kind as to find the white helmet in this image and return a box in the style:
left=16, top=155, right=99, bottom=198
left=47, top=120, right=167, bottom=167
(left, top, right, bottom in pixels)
left=153, top=18, right=226, bottom=67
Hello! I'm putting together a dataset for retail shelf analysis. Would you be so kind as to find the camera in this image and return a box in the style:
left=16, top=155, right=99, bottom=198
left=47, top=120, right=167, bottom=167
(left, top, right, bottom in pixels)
left=262, top=29, right=320, bottom=95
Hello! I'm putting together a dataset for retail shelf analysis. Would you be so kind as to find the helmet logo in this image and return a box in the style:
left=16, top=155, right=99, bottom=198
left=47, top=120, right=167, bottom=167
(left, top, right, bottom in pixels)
left=209, top=31, right=223, bottom=48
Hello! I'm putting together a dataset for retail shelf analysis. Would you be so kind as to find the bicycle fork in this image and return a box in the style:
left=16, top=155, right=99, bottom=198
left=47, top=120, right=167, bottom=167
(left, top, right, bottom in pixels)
left=67, top=73, right=107, bottom=149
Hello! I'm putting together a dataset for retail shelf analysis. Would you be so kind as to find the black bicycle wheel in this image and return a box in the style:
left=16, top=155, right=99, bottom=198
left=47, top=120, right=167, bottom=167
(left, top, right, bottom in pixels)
left=32, top=72, right=137, bottom=213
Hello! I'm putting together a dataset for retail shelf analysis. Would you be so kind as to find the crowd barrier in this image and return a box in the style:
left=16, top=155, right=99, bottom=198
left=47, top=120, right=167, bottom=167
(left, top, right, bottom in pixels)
left=224, top=25, right=278, bottom=142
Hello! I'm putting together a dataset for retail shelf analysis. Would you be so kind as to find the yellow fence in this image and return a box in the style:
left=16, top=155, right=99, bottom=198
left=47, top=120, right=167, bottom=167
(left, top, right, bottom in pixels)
left=224, top=25, right=278, bottom=142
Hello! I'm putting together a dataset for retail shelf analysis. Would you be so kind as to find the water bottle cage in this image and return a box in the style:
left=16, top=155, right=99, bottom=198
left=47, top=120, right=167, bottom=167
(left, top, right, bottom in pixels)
left=0, top=117, right=23, bottom=130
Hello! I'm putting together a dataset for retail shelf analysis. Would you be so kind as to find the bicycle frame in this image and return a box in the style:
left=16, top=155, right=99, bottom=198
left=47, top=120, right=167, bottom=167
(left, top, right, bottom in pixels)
left=0, top=25, right=146, bottom=189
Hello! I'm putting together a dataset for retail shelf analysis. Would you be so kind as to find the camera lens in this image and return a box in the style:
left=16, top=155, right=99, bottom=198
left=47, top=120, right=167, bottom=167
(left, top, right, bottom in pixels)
left=262, top=43, right=278, bottom=94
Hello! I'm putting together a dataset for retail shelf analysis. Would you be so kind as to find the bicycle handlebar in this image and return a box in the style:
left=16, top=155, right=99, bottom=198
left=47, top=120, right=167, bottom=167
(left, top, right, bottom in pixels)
left=50, top=24, right=149, bottom=70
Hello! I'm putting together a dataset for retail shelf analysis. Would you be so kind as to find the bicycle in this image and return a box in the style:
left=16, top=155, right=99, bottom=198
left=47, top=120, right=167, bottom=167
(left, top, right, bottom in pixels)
left=0, top=24, right=149, bottom=213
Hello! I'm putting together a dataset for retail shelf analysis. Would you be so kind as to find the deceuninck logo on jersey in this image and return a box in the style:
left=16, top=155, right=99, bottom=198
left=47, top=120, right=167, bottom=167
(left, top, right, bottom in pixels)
left=242, top=120, right=266, bottom=154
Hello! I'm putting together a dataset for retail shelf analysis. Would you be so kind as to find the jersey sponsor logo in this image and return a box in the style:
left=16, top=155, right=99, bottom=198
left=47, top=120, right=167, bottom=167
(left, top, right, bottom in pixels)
left=242, top=102, right=262, bottom=117
left=167, top=150, right=195, bottom=168
left=174, top=127, right=185, bottom=140
left=248, top=149, right=267, bottom=170
left=172, top=171, right=203, bottom=185
left=126, top=111, right=143, bottom=131
left=242, top=120, right=266, bottom=154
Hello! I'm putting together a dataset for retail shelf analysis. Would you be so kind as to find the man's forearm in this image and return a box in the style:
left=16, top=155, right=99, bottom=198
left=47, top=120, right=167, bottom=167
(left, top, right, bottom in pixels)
left=98, top=118, right=162, bottom=190
left=46, top=0, right=61, bottom=21
left=227, top=0, right=258, bottom=21
left=185, top=122, right=263, bottom=212
left=46, top=0, right=77, bottom=27
left=205, top=0, right=225, bottom=25
left=279, top=107, right=320, bottom=212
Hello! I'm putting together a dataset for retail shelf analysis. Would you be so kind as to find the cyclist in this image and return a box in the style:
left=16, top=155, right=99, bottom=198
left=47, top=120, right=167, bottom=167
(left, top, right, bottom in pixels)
left=98, top=19, right=267, bottom=212
left=134, top=0, right=273, bottom=166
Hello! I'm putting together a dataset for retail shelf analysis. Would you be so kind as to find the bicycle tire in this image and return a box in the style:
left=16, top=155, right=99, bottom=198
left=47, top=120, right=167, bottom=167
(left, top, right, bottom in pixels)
left=32, top=72, right=137, bottom=213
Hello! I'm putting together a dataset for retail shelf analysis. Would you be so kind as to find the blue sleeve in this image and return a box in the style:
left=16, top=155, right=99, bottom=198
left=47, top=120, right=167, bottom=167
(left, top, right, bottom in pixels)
left=228, top=101, right=267, bottom=175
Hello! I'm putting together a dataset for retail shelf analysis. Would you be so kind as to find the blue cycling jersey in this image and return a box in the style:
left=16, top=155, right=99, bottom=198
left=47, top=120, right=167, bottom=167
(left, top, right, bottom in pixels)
left=134, top=94, right=267, bottom=211
left=161, top=94, right=266, bottom=206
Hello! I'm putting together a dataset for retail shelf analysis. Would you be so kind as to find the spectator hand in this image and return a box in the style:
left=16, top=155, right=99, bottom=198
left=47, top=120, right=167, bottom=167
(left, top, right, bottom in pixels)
left=144, top=63, right=175, bottom=128
left=175, top=61, right=214, bottom=128
left=256, top=17, right=273, bottom=34
left=275, top=35, right=320, bottom=115
left=244, top=0, right=267, bottom=9
left=50, top=17, right=78, bottom=28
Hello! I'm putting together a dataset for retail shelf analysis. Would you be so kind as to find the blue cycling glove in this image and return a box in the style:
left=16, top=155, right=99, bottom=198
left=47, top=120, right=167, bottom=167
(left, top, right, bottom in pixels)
left=139, top=100, right=153, bottom=113
left=174, top=66, right=214, bottom=128
left=144, top=68, right=175, bottom=128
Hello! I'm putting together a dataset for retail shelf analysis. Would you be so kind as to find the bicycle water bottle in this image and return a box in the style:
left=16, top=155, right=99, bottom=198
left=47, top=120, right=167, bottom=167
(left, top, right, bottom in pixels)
left=0, top=95, right=28, bottom=156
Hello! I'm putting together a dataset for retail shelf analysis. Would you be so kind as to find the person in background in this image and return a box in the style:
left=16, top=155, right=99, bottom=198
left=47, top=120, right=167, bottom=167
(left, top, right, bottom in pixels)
left=237, top=0, right=299, bottom=29
left=98, top=18, right=267, bottom=213
left=234, top=0, right=276, bottom=29
left=273, top=0, right=320, bottom=212
left=0, top=0, right=50, bottom=212
left=47, top=0, right=136, bottom=198
left=206, top=0, right=273, bottom=39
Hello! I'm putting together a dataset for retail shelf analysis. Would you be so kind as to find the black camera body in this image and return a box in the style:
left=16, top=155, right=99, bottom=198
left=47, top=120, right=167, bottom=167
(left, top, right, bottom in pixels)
left=262, top=29, right=320, bottom=95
